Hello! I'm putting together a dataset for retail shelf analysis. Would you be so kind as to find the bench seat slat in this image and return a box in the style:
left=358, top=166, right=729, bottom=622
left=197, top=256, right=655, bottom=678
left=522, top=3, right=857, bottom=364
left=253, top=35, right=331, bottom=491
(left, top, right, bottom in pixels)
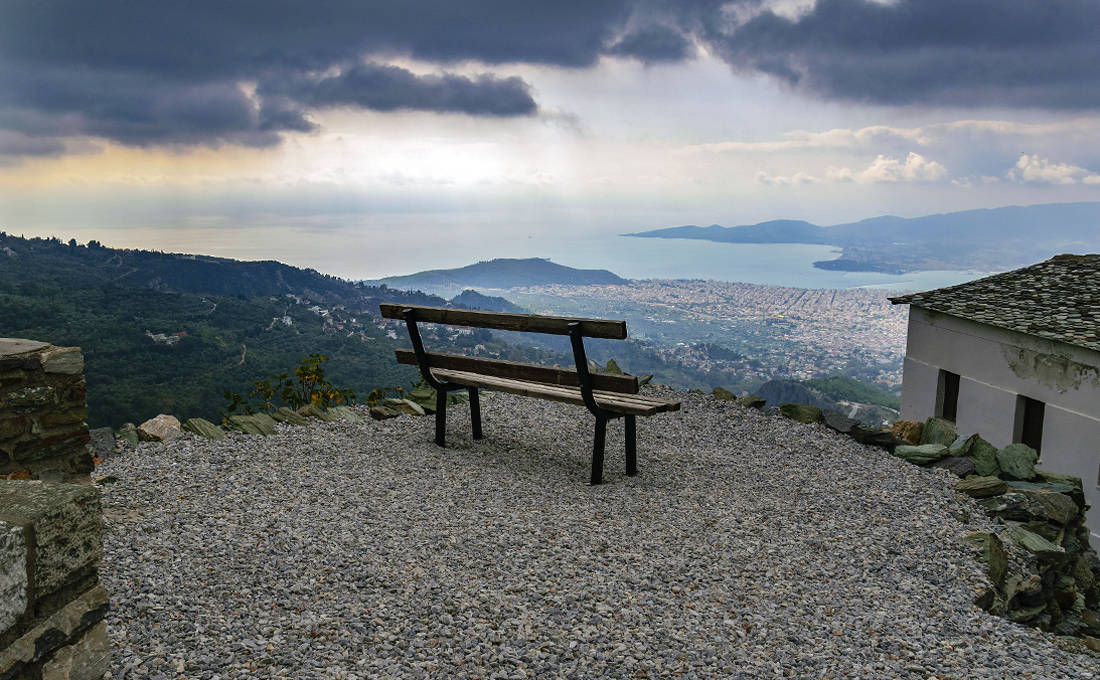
left=432, top=369, right=680, bottom=417
left=379, top=303, right=627, bottom=339
left=394, top=349, right=639, bottom=394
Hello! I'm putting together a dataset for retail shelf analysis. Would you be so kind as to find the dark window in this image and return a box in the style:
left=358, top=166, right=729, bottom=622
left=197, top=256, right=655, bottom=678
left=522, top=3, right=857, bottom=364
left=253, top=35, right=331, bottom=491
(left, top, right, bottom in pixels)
left=1017, top=396, right=1045, bottom=453
left=938, top=370, right=960, bottom=422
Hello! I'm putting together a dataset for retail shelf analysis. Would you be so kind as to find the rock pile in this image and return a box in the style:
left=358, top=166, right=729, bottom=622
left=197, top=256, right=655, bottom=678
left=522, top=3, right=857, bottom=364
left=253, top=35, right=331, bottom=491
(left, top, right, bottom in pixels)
left=111, top=404, right=366, bottom=451
left=767, top=395, right=1100, bottom=638
left=894, top=416, right=1100, bottom=636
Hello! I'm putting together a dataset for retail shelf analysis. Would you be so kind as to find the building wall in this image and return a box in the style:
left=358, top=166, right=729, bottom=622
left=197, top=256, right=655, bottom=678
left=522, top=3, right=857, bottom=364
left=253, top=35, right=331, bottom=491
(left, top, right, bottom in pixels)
left=900, top=307, right=1100, bottom=532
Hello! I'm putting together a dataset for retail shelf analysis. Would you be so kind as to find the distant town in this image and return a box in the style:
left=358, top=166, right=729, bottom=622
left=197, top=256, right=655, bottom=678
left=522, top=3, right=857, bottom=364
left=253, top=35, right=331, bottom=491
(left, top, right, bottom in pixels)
left=489, top=280, right=907, bottom=389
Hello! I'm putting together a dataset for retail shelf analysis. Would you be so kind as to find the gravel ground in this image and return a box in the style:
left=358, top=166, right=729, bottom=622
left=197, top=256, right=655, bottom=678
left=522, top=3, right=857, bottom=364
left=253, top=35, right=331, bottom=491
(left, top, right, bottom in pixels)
left=97, top=389, right=1100, bottom=679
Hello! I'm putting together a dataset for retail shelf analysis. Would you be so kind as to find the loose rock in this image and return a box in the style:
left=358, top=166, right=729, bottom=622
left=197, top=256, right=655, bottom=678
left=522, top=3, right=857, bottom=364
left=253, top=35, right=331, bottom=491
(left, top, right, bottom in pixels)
left=136, top=414, right=180, bottom=442
left=890, top=419, right=924, bottom=444
left=893, top=443, right=950, bottom=465
left=955, top=476, right=1008, bottom=498
left=779, top=403, right=822, bottom=423
left=181, top=417, right=225, bottom=440
left=998, top=443, right=1039, bottom=480
left=920, top=416, right=958, bottom=446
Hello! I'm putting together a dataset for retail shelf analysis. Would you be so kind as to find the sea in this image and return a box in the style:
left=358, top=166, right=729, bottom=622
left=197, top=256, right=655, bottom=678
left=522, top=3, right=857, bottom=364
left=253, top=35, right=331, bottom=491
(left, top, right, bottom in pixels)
left=81, top=224, right=996, bottom=293
left=524, top=235, right=993, bottom=292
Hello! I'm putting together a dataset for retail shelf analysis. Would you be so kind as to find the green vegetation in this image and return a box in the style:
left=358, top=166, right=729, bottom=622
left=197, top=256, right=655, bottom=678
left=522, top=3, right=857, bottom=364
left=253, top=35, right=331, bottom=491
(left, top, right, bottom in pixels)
left=224, top=353, right=371, bottom=419
left=0, top=234, right=434, bottom=427
left=803, top=375, right=901, bottom=410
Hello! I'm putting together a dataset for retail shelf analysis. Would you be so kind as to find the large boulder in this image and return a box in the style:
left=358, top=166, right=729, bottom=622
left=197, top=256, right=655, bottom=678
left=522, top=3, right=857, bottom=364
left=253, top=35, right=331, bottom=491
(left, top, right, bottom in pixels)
left=998, top=443, right=1039, bottom=480
left=1017, top=490, right=1080, bottom=525
left=890, top=420, right=923, bottom=444
left=711, top=386, right=736, bottom=401
left=822, top=411, right=859, bottom=436
left=405, top=387, right=438, bottom=414
left=1007, top=525, right=1068, bottom=564
left=954, top=476, right=1007, bottom=498
left=969, top=436, right=1001, bottom=477
left=893, top=443, right=949, bottom=466
left=226, top=413, right=277, bottom=436
left=1032, top=471, right=1087, bottom=510
left=948, top=433, right=979, bottom=457
left=931, top=456, right=977, bottom=477
left=271, top=407, right=309, bottom=426
left=326, top=405, right=363, bottom=423
left=850, top=428, right=908, bottom=452
left=182, top=417, right=225, bottom=440
left=137, top=414, right=181, bottom=442
left=919, top=417, right=958, bottom=446
left=369, top=405, right=402, bottom=420
left=736, top=395, right=766, bottom=409
left=779, top=403, right=823, bottom=424
left=299, top=404, right=341, bottom=422
left=116, top=423, right=139, bottom=448
left=383, top=398, right=427, bottom=417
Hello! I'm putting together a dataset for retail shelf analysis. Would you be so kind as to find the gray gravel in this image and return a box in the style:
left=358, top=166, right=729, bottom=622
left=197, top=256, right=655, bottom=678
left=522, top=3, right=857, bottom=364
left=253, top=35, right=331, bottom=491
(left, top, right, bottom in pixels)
left=97, top=389, right=1100, bottom=679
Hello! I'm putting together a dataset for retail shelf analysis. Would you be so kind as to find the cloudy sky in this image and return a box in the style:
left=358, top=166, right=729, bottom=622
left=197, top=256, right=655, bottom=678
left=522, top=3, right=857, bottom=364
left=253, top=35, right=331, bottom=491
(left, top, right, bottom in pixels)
left=2, top=0, right=1100, bottom=277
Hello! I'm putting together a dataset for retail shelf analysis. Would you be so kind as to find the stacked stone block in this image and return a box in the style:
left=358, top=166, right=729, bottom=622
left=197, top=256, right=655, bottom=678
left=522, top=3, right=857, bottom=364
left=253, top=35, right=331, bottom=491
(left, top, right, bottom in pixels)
left=0, top=340, right=91, bottom=482
left=0, top=481, right=107, bottom=680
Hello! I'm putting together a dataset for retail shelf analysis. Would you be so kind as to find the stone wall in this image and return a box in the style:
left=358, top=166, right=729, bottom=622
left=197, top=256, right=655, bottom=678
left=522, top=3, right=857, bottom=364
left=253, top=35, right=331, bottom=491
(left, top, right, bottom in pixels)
left=0, top=339, right=91, bottom=482
left=0, top=481, right=107, bottom=680
left=1, top=338, right=107, bottom=679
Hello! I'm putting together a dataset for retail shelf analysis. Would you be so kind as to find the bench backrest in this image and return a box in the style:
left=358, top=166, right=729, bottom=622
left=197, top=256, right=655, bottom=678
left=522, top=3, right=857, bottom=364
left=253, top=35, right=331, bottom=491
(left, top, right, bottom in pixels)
left=379, top=304, right=627, bottom=339
left=380, top=303, right=639, bottom=394
left=394, top=349, right=639, bottom=393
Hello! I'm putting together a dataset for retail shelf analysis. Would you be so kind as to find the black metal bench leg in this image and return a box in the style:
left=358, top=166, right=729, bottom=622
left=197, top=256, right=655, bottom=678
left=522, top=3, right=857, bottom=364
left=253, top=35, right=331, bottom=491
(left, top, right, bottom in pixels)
left=591, top=416, right=607, bottom=485
left=625, top=415, right=637, bottom=476
left=468, top=387, right=483, bottom=439
left=435, top=389, right=447, bottom=447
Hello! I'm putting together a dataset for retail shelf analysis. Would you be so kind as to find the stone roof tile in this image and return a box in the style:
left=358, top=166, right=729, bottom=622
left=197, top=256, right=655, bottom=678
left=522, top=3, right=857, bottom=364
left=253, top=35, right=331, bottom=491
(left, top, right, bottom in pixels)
left=889, top=254, right=1100, bottom=352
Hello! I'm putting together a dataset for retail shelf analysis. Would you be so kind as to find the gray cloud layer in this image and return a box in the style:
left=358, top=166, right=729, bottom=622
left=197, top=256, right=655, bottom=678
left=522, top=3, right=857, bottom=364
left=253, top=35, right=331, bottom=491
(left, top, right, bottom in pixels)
left=1, top=0, right=1099, bottom=156
left=706, top=0, right=1100, bottom=109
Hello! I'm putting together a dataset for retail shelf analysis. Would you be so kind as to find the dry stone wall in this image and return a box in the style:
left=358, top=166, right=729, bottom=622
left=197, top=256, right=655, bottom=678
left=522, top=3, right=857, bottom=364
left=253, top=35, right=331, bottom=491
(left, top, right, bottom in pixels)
left=1, top=338, right=106, bottom=679
left=0, top=340, right=91, bottom=482
left=0, top=482, right=107, bottom=680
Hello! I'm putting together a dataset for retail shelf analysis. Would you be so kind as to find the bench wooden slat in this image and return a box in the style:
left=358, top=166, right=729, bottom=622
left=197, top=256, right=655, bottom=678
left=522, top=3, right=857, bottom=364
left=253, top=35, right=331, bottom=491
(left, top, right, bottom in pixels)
left=379, top=303, right=627, bottom=339
left=394, top=349, right=639, bottom=394
left=432, top=369, right=681, bottom=417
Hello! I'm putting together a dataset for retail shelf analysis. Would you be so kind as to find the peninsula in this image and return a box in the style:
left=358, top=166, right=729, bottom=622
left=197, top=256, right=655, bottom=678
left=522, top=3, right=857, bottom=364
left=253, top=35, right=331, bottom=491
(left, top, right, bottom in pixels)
left=628, top=201, right=1100, bottom=274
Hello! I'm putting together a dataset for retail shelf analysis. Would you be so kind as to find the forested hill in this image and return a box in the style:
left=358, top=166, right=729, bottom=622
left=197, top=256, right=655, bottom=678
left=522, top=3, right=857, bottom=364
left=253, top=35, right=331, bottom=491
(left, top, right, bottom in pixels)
left=369, top=257, right=627, bottom=294
left=0, top=233, right=386, bottom=305
left=0, top=233, right=455, bottom=427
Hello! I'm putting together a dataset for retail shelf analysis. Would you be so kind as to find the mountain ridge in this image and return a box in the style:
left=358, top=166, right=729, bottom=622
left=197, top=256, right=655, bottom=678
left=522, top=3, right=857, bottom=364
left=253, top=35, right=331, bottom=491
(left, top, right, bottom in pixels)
left=627, top=201, right=1100, bottom=273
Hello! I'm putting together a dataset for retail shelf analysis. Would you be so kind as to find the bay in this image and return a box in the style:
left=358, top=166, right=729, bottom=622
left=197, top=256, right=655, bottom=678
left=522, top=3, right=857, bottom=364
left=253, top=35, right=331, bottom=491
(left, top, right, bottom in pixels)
left=527, top=234, right=994, bottom=292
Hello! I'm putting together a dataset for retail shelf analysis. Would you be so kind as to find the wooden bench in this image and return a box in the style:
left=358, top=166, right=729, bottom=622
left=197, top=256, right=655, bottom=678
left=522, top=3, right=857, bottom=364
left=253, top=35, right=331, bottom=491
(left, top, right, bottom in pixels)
left=379, top=303, right=680, bottom=484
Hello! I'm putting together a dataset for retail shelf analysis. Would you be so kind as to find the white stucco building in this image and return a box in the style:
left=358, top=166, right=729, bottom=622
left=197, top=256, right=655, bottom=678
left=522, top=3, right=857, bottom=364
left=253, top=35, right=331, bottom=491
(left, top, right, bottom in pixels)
left=890, top=254, right=1100, bottom=531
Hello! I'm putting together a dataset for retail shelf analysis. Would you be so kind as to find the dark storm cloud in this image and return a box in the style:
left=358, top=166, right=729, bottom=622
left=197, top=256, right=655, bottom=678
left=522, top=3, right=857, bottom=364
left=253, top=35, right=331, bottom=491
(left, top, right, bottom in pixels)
left=609, top=25, right=694, bottom=63
left=701, top=0, right=1100, bottom=108
left=0, top=0, right=634, bottom=150
left=263, top=64, right=536, bottom=117
left=2, top=0, right=1100, bottom=157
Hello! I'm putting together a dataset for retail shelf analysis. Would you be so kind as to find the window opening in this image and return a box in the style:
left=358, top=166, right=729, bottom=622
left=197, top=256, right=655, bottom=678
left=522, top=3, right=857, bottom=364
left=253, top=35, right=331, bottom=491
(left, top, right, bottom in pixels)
left=938, top=370, right=960, bottom=422
left=1017, top=395, right=1045, bottom=454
